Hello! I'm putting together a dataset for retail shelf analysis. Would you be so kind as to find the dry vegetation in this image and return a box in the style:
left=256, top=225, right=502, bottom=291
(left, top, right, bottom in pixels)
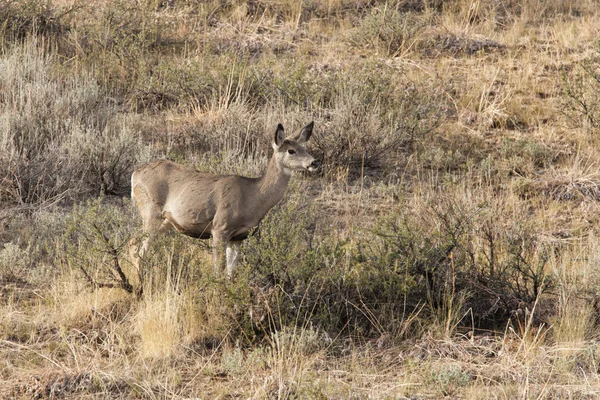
left=2, top=0, right=600, bottom=398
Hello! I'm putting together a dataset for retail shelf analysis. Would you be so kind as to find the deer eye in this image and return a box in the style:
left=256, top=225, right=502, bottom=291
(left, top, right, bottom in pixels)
left=287, top=149, right=296, bottom=155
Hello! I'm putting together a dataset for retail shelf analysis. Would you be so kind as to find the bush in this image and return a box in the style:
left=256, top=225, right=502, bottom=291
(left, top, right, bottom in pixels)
left=349, top=8, right=431, bottom=56
left=0, top=38, right=145, bottom=206
left=240, top=191, right=416, bottom=338
left=0, top=240, right=34, bottom=283
left=375, top=193, right=555, bottom=329
left=200, top=185, right=549, bottom=339
left=61, top=199, right=137, bottom=293
left=561, top=48, right=600, bottom=134
left=0, top=0, right=67, bottom=45
left=60, top=0, right=169, bottom=103
left=312, top=61, right=448, bottom=179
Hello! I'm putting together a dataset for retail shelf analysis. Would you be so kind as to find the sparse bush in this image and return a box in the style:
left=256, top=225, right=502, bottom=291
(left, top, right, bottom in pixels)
left=0, top=0, right=67, bottom=45
left=376, top=193, right=555, bottom=328
left=312, top=61, right=448, bottom=179
left=427, top=363, right=472, bottom=397
left=130, top=55, right=269, bottom=113
left=0, top=240, right=33, bottom=283
left=61, top=199, right=136, bottom=293
left=186, top=104, right=266, bottom=162
left=63, top=1, right=169, bottom=102
left=269, top=326, right=331, bottom=356
left=561, top=49, right=600, bottom=134
left=350, top=8, right=431, bottom=56
left=500, top=137, right=553, bottom=176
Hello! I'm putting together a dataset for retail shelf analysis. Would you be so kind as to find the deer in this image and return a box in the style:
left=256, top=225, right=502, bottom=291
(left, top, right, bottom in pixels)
left=129, top=121, right=318, bottom=288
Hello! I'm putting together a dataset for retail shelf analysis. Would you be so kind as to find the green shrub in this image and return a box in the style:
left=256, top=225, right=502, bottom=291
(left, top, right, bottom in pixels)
left=240, top=191, right=416, bottom=338
left=427, top=364, right=472, bottom=397
left=241, top=194, right=326, bottom=330
left=0, top=240, right=34, bottom=283
left=237, top=186, right=552, bottom=338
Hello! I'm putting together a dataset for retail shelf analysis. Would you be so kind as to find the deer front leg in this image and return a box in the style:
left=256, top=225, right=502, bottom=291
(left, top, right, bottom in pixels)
left=212, top=234, right=227, bottom=276
left=226, top=241, right=241, bottom=280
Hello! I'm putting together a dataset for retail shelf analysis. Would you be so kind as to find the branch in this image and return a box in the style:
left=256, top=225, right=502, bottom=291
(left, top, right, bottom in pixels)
left=91, top=223, right=133, bottom=293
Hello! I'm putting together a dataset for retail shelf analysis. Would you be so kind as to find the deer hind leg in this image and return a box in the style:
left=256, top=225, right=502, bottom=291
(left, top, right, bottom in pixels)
left=128, top=237, right=142, bottom=275
left=129, top=206, right=172, bottom=294
left=128, top=234, right=151, bottom=296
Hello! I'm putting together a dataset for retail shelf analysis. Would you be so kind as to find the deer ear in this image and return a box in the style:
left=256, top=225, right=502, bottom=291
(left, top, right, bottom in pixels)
left=274, top=123, right=285, bottom=148
left=295, top=121, right=314, bottom=144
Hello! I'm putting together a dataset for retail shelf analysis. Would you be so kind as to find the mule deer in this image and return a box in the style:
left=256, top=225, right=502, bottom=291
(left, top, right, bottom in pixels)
left=129, top=122, right=318, bottom=285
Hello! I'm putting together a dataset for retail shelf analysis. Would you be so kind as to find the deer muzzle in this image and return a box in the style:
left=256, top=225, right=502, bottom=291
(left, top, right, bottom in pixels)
left=306, top=160, right=320, bottom=172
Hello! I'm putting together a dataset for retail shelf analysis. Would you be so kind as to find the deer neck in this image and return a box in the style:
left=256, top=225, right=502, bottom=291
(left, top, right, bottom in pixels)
left=256, top=154, right=291, bottom=209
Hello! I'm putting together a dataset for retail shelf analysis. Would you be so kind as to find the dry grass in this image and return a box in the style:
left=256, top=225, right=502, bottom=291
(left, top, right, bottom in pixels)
left=3, top=0, right=600, bottom=398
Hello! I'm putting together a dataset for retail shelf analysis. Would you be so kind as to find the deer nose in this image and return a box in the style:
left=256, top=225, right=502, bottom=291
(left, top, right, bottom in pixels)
left=308, top=160, right=320, bottom=171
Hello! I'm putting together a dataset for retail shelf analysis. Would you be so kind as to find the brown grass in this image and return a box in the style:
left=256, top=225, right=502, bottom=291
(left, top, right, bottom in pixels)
left=3, top=0, right=600, bottom=398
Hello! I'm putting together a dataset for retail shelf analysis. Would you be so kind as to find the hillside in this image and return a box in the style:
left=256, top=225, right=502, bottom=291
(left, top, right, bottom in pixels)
left=2, top=1, right=600, bottom=398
